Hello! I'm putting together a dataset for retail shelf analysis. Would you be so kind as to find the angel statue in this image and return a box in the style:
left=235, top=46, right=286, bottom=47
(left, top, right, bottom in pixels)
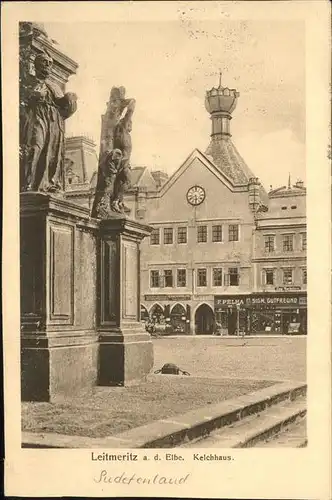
left=20, top=50, right=77, bottom=193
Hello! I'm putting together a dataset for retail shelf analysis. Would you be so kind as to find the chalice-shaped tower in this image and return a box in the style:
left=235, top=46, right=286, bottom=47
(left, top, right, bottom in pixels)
left=205, top=73, right=268, bottom=211
left=205, top=74, right=252, bottom=185
left=205, top=72, right=240, bottom=139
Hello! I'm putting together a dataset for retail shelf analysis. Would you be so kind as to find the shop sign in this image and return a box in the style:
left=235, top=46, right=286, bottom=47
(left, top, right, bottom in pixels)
left=144, top=294, right=191, bottom=301
left=215, top=293, right=307, bottom=309
left=276, top=286, right=302, bottom=291
left=214, top=296, right=250, bottom=308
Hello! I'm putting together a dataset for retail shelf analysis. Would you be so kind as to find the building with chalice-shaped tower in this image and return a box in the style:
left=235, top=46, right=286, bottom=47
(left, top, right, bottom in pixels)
left=138, top=74, right=269, bottom=336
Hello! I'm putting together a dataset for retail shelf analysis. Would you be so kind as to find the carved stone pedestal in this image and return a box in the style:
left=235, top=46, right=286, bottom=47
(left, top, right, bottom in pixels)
left=20, top=194, right=153, bottom=401
left=97, top=218, right=153, bottom=386
left=20, top=193, right=98, bottom=402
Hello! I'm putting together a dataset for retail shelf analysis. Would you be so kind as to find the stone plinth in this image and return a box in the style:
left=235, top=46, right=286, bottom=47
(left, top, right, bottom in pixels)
left=20, top=193, right=99, bottom=401
left=97, top=217, right=154, bottom=386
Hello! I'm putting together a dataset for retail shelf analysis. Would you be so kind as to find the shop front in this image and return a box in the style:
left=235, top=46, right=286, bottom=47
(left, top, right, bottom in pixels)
left=249, top=292, right=307, bottom=335
left=214, top=295, right=250, bottom=335
left=143, top=294, right=191, bottom=334
left=214, top=292, right=307, bottom=335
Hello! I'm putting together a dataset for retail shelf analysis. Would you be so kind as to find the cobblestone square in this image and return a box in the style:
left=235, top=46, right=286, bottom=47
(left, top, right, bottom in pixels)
left=153, top=336, right=306, bottom=382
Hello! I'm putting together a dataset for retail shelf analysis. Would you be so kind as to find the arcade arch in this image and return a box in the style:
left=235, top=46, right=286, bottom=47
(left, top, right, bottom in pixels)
left=195, top=303, right=215, bottom=334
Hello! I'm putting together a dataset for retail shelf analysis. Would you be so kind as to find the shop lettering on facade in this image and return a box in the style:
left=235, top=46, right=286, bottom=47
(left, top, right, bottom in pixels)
left=215, top=297, right=247, bottom=307
left=215, top=294, right=307, bottom=309
left=252, top=297, right=298, bottom=305
left=145, top=294, right=191, bottom=302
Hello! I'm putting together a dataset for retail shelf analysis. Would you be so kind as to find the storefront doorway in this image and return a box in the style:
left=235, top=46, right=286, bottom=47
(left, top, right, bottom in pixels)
left=228, top=310, right=237, bottom=335
left=170, top=303, right=187, bottom=334
left=149, top=303, right=165, bottom=324
left=195, top=304, right=215, bottom=334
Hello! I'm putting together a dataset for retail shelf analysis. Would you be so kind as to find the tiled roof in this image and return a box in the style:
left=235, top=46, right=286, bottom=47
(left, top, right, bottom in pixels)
left=205, top=136, right=256, bottom=186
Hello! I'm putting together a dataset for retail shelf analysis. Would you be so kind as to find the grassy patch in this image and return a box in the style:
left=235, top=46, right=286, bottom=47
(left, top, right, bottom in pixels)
left=22, top=376, right=278, bottom=438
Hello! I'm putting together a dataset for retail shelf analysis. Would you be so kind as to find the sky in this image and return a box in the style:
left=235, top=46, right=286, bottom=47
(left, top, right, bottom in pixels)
left=45, top=18, right=306, bottom=191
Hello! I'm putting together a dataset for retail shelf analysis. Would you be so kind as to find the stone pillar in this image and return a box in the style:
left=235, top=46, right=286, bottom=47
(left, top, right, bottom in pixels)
left=20, top=193, right=99, bottom=402
left=97, top=217, right=154, bottom=386
left=190, top=315, right=196, bottom=336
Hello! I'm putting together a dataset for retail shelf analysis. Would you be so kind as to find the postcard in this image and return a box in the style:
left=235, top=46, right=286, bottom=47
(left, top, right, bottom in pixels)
left=2, top=1, right=331, bottom=498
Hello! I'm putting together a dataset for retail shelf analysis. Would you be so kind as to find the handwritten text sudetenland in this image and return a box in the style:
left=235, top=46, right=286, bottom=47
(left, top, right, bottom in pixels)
left=92, top=453, right=234, bottom=485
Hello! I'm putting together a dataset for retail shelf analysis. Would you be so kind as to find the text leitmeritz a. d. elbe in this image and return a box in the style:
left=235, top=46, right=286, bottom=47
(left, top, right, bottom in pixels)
left=91, top=451, right=234, bottom=463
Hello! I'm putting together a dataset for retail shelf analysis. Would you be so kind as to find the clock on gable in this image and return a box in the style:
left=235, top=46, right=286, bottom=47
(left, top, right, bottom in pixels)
left=186, top=185, right=206, bottom=206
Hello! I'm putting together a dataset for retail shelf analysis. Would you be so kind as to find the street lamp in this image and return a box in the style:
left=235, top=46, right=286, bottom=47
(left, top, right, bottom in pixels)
left=236, top=303, right=240, bottom=337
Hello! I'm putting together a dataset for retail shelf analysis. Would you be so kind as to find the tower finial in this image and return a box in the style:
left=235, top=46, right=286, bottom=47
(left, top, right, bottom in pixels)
left=288, top=173, right=291, bottom=189
left=218, top=69, right=222, bottom=88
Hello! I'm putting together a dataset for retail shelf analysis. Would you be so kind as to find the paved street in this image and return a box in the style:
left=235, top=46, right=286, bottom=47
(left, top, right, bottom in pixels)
left=153, top=336, right=306, bottom=382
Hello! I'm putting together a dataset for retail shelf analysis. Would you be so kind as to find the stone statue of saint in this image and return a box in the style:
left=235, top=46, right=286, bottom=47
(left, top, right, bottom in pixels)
left=92, top=87, right=135, bottom=217
left=20, top=51, right=77, bottom=193
left=112, top=97, right=135, bottom=213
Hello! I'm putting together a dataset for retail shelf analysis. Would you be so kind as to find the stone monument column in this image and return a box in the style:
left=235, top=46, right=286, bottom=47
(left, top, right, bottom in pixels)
left=19, top=23, right=99, bottom=402
left=97, top=218, right=154, bottom=385
left=93, top=86, right=154, bottom=386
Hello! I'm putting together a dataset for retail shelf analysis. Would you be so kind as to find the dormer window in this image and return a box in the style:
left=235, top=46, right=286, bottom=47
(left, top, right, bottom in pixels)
left=281, top=206, right=287, bottom=210
left=291, top=205, right=297, bottom=209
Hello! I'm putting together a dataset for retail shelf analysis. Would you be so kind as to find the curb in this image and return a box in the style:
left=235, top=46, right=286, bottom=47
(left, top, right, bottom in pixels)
left=153, top=335, right=306, bottom=339
left=181, top=397, right=307, bottom=449
left=22, top=381, right=306, bottom=449
left=239, top=407, right=307, bottom=448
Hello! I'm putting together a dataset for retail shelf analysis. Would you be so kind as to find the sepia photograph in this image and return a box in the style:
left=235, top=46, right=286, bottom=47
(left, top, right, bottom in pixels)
left=2, top=1, right=331, bottom=498
left=19, top=16, right=307, bottom=450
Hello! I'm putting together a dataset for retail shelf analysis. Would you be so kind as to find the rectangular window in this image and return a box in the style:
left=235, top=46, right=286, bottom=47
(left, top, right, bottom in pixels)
left=197, top=226, right=207, bottom=243
left=177, top=226, right=187, bottom=244
left=283, top=234, right=293, bottom=252
left=197, top=268, right=207, bottom=287
left=264, top=235, right=275, bottom=252
left=164, top=269, right=173, bottom=288
left=229, top=267, right=239, bottom=286
left=264, top=269, right=275, bottom=285
left=212, top=225, right=222, bottom=242
left=177, top=269, right=186, bottom=287
left=229, top=224, right=239, bottom=242
left=150, top=270, right=160, bottom=288
left=283, top=268, right=293, bottom=285
left=302, top=268, right=307, bottom=285
left=163, top=228, right=173, bottom=244
left=212, top=268, right=223, bottom=286
left=301, top=233, right=307, bottom=251
left=150, top=228, right=160, bottom=245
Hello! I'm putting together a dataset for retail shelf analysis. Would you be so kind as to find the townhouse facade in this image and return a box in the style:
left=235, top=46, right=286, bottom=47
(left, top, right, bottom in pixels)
left=250, top=180, right=307, bottom=334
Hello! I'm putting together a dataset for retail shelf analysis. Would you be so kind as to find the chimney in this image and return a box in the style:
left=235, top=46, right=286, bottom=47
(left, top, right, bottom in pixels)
left=205, top=72, right=240, bottom=139
left=295, top=179, right=304, bottom=189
